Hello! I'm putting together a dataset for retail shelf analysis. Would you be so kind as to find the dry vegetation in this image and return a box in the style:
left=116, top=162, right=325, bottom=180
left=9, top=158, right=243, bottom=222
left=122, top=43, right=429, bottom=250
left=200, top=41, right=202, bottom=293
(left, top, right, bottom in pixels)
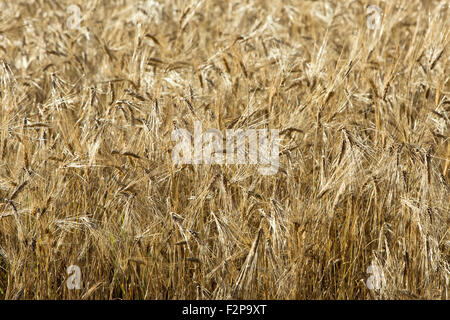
left=0, top=0, right=449, bottom=300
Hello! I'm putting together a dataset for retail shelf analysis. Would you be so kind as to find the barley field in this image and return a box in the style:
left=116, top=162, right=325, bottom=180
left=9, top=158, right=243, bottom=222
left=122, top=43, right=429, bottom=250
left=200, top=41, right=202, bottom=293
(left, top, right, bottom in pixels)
left=0, top=0, right=448, bottom=300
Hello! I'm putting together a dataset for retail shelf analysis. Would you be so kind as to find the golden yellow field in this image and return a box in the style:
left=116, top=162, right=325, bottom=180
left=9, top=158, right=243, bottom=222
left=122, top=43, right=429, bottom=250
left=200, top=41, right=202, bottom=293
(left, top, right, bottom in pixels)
left=0, top=0, right=448, bottom=299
